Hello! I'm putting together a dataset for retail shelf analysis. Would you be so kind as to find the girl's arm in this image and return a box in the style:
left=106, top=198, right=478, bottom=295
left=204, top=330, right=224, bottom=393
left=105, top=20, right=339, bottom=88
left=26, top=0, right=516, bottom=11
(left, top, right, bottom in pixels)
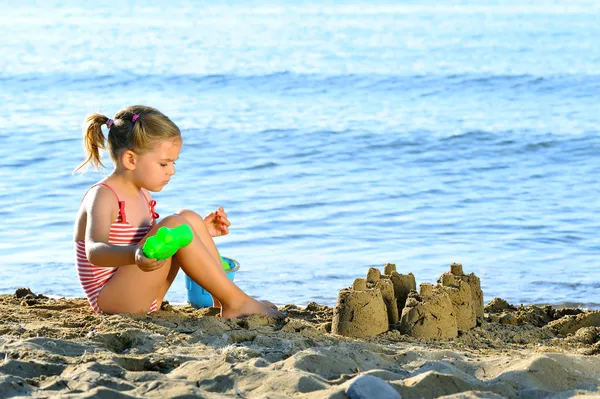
left=84, top=186, right=137, bottom=267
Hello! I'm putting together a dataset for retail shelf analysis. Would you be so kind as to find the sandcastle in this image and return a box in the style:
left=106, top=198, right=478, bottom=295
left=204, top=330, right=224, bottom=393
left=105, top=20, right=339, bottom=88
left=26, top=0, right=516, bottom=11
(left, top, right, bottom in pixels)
left=398, top=283, right=458, bottom=338
left=332, top=262, right=483, bottom=339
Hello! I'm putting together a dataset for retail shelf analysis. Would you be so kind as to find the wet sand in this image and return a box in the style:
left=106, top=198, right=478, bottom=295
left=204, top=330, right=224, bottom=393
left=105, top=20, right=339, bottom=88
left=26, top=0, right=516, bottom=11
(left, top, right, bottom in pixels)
left=2, top=284, right=600, bottom=398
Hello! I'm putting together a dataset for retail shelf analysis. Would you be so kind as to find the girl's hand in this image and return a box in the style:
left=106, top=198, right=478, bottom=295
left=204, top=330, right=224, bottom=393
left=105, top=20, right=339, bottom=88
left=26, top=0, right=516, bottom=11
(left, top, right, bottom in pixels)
left=204, top=206, right=231, bottom=237
left=135, top=246, right=167, bottom=272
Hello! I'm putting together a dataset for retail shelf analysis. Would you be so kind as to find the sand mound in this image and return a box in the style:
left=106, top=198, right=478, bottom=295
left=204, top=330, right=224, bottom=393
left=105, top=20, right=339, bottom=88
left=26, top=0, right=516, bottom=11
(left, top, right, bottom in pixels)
left=332, top=288, right=388, bottom=338
left=399, top=283, right=458, bottom=339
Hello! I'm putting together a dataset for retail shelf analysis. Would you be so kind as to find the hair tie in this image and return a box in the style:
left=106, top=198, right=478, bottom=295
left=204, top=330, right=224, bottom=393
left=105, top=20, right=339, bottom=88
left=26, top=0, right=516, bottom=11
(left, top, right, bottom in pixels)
left=132, top=114, right=139, bottom=123
left=106, top=118, right=114, bottom=129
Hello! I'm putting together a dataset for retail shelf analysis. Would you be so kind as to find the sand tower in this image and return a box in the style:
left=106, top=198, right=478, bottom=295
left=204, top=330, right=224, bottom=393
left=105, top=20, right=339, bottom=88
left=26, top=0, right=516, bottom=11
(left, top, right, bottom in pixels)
left=399, top=283, right=458, bottom=339
left=438, top=273, right=476, bottom=330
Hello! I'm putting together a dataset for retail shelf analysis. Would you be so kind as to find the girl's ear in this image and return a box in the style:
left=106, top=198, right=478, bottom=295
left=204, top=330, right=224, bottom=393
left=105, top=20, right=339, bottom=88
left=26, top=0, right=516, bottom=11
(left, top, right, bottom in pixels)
left=122, top=150, right=137, bottom=170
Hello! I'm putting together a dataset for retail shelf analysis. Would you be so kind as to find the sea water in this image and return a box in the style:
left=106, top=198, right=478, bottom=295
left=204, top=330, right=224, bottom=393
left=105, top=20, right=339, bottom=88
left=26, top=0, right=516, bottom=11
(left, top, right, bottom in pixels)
left=0, top=0, right=599, bottom=308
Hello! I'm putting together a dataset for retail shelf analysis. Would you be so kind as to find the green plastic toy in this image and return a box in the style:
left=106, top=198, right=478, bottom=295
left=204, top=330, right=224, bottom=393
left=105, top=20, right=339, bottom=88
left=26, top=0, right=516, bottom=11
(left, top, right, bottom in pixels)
left=143, top=225, right=193, bottom=260
left=219, top=251, right=231, bottom=270
left=143, top=224, right=232, bottom=270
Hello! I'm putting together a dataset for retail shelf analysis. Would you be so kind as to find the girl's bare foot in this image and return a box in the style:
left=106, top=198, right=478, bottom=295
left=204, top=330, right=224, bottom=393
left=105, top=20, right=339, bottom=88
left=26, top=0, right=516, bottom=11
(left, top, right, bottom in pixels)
left=261, top=299, right=278, bottom=310
left=211, top=295, right=222, bottom=309
left=221, top=297, right=285, bottom=319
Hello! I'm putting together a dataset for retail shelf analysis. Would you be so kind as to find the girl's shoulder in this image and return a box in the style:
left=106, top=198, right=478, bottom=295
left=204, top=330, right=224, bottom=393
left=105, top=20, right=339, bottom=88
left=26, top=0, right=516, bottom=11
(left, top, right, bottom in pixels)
left=81, top=183, right=119, bottom=212
left=75, top=184, right=120, bottom=239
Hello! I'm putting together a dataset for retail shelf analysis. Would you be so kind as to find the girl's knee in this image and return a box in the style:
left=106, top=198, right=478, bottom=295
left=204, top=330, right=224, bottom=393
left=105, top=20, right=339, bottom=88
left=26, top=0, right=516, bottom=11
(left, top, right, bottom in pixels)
left=175, top=209, right=202, bottom=220
left=160, top=214, right=189, bottom=228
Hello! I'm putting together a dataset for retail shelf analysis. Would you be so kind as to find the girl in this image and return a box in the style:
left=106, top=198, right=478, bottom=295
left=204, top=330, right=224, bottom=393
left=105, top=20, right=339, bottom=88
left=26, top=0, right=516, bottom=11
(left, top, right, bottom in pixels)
left=73, top=105, right=283, bottom=319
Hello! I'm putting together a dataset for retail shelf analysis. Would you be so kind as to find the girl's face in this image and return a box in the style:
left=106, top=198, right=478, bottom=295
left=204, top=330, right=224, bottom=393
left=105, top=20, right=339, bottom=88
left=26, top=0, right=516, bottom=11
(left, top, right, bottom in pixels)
left=133, top=138, right=182, bottom=192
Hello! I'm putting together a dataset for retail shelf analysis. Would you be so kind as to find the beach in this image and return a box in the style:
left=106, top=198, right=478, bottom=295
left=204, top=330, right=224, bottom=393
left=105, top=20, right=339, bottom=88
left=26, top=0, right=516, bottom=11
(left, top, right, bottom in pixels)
left=1, top=2, right=600, bottom=398
left=2, top=287, right=600, bottom=398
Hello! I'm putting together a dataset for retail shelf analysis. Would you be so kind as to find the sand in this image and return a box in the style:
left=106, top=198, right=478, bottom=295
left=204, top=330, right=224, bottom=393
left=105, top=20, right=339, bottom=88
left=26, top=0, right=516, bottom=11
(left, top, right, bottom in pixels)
left=2, top=287, right=600, bottom=399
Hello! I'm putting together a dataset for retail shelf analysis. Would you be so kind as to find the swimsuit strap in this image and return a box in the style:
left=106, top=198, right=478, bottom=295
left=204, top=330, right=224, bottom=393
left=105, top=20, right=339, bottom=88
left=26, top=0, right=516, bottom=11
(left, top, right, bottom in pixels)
left=140, top=189, right=160, bottom=219
left=91, top=182, right=127, bottom=223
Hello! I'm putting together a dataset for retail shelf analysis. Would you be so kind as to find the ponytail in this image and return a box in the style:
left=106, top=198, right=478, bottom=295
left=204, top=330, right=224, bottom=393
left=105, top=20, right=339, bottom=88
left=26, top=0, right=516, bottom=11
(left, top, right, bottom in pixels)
left=74, top=113, right=108, bottom=173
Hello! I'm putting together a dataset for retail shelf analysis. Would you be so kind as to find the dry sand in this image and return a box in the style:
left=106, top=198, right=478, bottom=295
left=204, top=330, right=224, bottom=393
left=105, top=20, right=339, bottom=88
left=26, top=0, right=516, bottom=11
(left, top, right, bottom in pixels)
left=2, top=289, right=600, bottom=398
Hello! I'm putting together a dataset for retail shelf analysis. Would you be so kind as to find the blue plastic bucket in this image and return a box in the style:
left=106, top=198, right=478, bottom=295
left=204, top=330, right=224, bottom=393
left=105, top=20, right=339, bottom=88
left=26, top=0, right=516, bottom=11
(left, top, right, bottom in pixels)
left=185, top=257, right=240, bottom=308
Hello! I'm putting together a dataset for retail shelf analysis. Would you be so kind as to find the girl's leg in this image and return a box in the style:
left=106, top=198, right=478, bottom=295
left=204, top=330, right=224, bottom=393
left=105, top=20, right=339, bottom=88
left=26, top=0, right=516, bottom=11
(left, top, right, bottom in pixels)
left=175, top=209, right=222, bottom=307
left=166, top=215, right=282, bottom=318
left=97, top=255, right=180, bottom=314
left=96, top=253, right=175, bottom=314
left=97, top=216, right=182, bottom=314
left=97, top=214, right=283, bottom=319
left=154, top=257, right=181, bottom=306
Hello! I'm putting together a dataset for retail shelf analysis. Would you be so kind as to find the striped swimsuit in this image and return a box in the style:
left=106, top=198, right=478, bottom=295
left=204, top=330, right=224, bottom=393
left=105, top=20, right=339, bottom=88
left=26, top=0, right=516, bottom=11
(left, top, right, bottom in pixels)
left=75, top=182, right=160, bottom=314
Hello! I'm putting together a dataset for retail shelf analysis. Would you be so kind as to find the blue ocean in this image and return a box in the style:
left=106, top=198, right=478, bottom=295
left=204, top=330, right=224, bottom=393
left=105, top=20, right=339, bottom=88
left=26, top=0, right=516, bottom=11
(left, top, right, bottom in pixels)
left=1, top=1, right=599, bottom=309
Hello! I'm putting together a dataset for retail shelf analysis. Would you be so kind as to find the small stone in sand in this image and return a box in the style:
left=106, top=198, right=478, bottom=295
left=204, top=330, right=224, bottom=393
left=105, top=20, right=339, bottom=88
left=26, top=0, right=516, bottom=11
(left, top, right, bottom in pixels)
left=346, top=375, right=401, bottom=399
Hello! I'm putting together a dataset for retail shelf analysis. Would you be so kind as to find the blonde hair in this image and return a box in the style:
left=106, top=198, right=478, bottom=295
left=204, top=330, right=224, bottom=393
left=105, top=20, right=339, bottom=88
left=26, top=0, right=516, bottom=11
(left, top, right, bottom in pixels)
left=74, top=105, right=181, bottom=173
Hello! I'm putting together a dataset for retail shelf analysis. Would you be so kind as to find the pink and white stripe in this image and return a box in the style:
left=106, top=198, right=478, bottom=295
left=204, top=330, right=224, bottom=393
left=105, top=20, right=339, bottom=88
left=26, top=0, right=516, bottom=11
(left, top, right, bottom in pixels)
left=75, top=219, right=158, bottom=314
